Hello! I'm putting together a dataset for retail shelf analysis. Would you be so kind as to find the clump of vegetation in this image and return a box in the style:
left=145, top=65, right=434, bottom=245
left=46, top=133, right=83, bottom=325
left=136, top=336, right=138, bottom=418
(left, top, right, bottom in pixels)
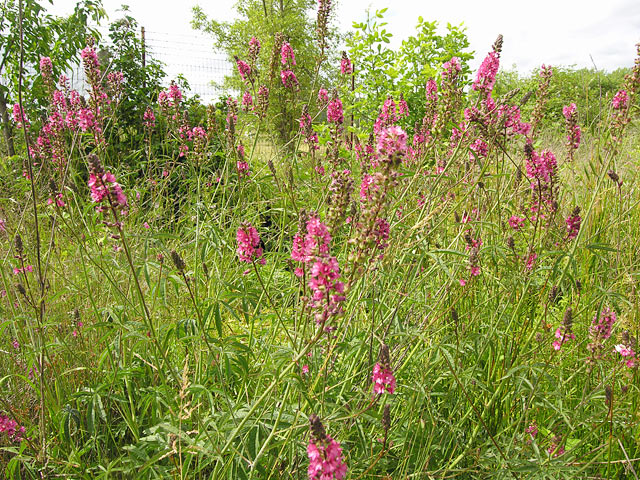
left=1, top=0, right=640, bottom=478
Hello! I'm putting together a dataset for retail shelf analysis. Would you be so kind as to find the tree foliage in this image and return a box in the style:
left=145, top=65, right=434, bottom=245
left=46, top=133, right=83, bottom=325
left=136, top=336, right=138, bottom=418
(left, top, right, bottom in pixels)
left=495, top=66, right=632, bottom=132
left=99, top=7, right=166, bottom=149
left=346, top=9, right=473, bottom=131
left=192, top=0, right=340, bottom=147
left=0, top=0, right=105, bottom=155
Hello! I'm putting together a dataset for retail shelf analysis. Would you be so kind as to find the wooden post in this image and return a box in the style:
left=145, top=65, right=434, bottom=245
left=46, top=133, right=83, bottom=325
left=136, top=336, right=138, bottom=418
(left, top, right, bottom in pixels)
left=141, top=26, right=146, bottom=90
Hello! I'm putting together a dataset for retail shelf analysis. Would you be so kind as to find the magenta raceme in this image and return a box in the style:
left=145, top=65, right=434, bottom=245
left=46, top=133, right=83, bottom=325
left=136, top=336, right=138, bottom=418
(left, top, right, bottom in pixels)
left=565, top=207, right=581, bottom=241
left=307, top=414, right=347, bottom=480
left=340, top=51, right=352, bottom=76
left=290, top=214, right=345, bottom=326
left=280, top=42, right=296, bottom=66
left=473, top=35, right=502, bottom=98
left=553, top=308, right=576, bottom=351
left=0, top=415, right=25, bottom=443
left=235, top=57, right=252, bottom=84
left=562, top=103, right=581, bottom=160
left=372, top=344, right=396, bottom=395
left=236, top=222, right=265, bottom=265
left=327, top=95, right=344, bottom=124
left=88, top=165, right=128, bottom=214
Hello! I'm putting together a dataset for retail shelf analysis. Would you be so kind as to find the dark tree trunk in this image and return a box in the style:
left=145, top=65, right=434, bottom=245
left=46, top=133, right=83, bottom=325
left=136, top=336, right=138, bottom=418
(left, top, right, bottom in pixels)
left=0, top=88, right=16, bottom=157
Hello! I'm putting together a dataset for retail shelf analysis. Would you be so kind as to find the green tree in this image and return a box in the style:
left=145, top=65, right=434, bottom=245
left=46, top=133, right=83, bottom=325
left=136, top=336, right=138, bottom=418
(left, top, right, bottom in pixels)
left=100, top=6, right=166, bottom=152
left=495, top=66, right=632, bottom=132
left=0, top=0, right=105, bottom=156
left=347, top=9, right=473, bottom=131
left=191, top=0, right=340, bottom=148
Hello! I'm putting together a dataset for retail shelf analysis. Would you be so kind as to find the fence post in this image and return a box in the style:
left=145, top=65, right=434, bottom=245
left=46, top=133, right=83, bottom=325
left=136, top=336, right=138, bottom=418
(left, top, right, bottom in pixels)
left=141, top=26, right=146, bottom=90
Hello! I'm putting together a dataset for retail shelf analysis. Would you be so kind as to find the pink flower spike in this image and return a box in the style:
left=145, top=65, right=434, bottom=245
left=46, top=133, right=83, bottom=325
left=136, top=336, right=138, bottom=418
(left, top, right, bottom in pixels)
left=372, top=362, right=396, bottom=394
left=281, top=69, right=299, bottom=89
left=612, top=89, right=628, bottom=109
left=236, top=222, right=265, bottom=264
left=327, top=97, right=343, bottom=124
left=377, top=126, right=408, bottom=158
left=280, top=42, right=296, bottom=66
left=317, top=88, right=329, bottom=103
left=525, top=252, right=537, bottom=271
left=308, top=415, right=347, bottom=480
left=236, top=58, right=251, bottom=82
left=615, top=344, right=635, bottom=357
left=509, top=216, right=525, bottom=230
left=473, top=50, right=500, bottom=96
left=340, top=51, right=352, bottom=75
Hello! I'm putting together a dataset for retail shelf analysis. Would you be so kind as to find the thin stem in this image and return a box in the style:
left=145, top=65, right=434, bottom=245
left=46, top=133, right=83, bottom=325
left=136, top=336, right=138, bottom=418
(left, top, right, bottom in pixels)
left=18, top=0, right=47, bottom=463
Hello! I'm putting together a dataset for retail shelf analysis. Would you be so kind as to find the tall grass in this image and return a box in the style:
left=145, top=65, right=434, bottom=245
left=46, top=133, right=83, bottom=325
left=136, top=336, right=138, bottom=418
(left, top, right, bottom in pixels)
left=1, top=8, right=639, bottom=479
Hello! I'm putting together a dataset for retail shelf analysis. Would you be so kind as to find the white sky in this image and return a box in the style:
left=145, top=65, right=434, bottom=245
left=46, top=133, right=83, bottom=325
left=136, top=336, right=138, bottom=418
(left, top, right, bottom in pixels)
left=48, top=0, right=639, bottom=76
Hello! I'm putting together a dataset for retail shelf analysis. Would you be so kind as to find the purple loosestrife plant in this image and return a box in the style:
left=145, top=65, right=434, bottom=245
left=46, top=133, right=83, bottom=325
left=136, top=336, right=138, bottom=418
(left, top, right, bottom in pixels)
left=236, top=222, right=265, bottom=265
left=587, top=307, right=617, bottom=367
left=307, top=414, right=347, bottom=480
left=553, top=308, right=576, bottom=351
left=562, top=103, right=581, bottom=161
left=565, top=207, right=581, bottom=241
left=0, top=415, right=25, bottom=443
left=340, top=51, right=352, bottom=75
left=530, top=64, right=553, bottom=140
left=473, top=35, right=502, bottom=98
left=348, top=126, right=407, bottom=283
left=372, top=344, right=396, bottom=395
left=290, top=215, right=345, bottom=327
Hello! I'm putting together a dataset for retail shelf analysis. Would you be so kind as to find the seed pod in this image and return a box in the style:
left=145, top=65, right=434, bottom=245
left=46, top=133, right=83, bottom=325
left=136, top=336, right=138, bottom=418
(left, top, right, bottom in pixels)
left=382, top=404, right=391, bottom=432
left=520, top=90, right=533, bottom=106
left=309, top=414, right=326, bottom=442
left=88, top=154, right=103, bottom=175
left=170, top=250, right=186, bottom=272
left=379, top=344, right=391, bottom=369
left=267, top=159, right=277, bottom=179
left=562, top=307, right=573, bottom=332
left=202, top=262, right=209, bottom=279
left=492, top=34, right=504, bottom=55
left=14, top=234, right=23, bottom=256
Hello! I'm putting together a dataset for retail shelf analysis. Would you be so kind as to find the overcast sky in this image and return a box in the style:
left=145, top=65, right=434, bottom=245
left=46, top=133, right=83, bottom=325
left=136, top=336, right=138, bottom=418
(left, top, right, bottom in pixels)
left=48, top=0, right=639, bottom=75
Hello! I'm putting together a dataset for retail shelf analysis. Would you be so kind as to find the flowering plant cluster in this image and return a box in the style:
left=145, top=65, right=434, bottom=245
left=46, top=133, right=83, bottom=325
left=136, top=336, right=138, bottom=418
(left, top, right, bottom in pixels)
left=5, top=11, right=640, bottom=478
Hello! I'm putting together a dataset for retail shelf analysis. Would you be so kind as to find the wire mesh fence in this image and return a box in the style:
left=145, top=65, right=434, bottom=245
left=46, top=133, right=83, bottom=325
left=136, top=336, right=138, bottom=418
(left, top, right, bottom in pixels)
left=144, top=29, right=233, bottom=102
left=66, top=26, right=233, bottom=104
